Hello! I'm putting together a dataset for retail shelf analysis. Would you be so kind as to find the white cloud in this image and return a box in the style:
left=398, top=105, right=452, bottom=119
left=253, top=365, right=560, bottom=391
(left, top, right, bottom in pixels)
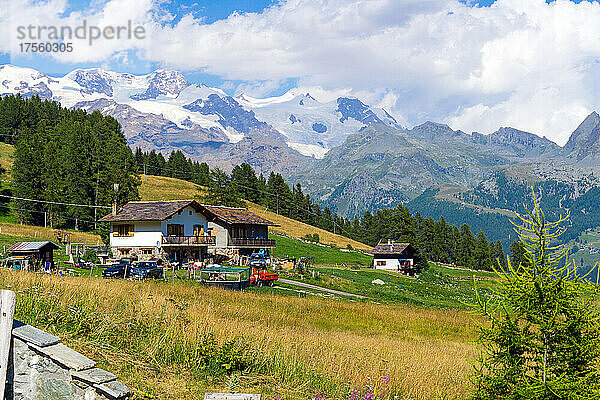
left=4, top=0, right=600, bottom=144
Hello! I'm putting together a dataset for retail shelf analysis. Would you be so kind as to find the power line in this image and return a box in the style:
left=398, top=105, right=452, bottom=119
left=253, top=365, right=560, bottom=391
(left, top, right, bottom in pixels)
left=0, top=194, right=111, bottom=209
left=0, top=204, right=98, bottom=225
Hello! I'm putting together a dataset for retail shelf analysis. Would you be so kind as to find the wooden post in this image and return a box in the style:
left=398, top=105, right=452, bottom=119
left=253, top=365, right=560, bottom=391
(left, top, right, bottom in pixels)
left=0, top=290, right=16, bottom=400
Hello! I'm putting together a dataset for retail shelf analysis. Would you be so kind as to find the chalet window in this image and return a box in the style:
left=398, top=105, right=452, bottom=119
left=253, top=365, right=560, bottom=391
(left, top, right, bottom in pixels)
left=167, top=224, right=184, bottom=236
left=189, top=211, right=193, bottom=215
left=376, top=260, right=386, bottom=266
left=114, top=224, right=134, bottom=237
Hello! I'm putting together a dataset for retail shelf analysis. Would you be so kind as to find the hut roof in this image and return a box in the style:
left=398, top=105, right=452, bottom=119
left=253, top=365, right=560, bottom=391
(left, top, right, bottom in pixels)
left=7, top=241, right=61, bottom=253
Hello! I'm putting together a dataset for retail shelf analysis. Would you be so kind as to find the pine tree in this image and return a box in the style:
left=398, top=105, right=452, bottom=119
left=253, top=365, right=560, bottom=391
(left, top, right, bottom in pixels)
left=200, top=168, right=244, bottom=208
left=510, top=240, right=528, bottom=269
left=166, top=150, right=191, bottom=180
left=458, top=224, right=476, bottom=268
left=230, top=163, right=260, bottom=202
left=470, top=192, right=600, bottom=399
left=474, top=230, right=491, bottom=270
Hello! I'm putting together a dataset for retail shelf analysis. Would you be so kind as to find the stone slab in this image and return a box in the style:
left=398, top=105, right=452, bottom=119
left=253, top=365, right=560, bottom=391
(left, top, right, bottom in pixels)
left=94, top=380, right=131, bottom=399
left=72, top=367, right=117, bottom=384
left=30, top=343, right=95, bottom=371
left=12, top=320, right=61, bottom=347
left=204, top=394, right=261, bottom=400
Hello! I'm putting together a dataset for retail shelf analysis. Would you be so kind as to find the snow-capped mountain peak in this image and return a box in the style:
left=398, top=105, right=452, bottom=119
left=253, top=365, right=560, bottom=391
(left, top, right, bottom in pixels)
left=0, top=64, right=402, bottom=159
left=65, top=68, right=117, bottom=96
left=130, top=70, right=189, bottom=100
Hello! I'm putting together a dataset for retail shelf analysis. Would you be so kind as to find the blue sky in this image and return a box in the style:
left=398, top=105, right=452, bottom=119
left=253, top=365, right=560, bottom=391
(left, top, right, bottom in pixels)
left=1, top=0, right=277, bottom=84
left=61, top=0, right=277, bottom=23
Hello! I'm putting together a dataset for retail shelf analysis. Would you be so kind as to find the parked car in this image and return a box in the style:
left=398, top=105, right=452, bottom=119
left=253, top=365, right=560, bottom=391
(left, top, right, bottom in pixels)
left=249, top=253, right=267, bottom=268
left=74, top=259, right=95, bottom=270
left=130, top=261, right=163, bottom=279
left=102, top=263, right=130, bottom=278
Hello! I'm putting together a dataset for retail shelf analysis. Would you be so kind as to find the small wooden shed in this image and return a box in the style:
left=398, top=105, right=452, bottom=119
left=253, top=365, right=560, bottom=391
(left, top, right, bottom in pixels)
left=6, top=241, right=60, bottom=270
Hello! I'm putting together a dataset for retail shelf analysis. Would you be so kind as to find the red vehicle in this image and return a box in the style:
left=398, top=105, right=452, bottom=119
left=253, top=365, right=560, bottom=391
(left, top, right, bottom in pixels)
left=249, top=253, right=278, bottom=286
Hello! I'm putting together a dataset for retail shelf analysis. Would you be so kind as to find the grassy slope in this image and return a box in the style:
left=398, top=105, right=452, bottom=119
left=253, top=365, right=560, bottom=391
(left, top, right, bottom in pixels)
left=1, top=270, right=478, bottom=400
left=569, top=228, right=600, bottom=268
left=139, top=175, right=371, bottom=251
left=272, top=259, right=497, bottom=309
left=271, top=233, right=372, bottom=266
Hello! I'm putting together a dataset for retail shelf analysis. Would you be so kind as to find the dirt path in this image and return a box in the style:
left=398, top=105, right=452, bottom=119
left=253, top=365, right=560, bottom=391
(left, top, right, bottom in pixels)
left=277, top=278, right=367, bottom=299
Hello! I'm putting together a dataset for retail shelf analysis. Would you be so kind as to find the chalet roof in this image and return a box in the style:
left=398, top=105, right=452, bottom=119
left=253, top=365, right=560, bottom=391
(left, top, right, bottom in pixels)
left=370, top=242, right=414, bottom=256
left=201, top=205, right=275, bottom=226
left=8, top=241, right=61, bottom=253
left=98, top=200, right=201, bottom=223
left=98, top=200, right=275, bottom=226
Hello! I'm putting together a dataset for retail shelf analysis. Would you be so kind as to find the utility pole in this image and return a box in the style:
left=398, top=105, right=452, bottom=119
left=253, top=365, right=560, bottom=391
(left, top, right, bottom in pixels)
left=113, top=183, right=119, bottom=215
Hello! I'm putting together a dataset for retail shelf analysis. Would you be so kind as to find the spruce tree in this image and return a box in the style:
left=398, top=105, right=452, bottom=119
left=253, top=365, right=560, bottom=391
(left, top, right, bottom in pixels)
left=200, top=168, right=244, bottom=208
left=470, top=192, right=600, bottom=399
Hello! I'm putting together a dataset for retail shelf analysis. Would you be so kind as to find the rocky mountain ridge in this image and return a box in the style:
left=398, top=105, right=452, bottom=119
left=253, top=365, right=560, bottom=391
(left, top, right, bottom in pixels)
left=296, top=114, right=600, bottom=216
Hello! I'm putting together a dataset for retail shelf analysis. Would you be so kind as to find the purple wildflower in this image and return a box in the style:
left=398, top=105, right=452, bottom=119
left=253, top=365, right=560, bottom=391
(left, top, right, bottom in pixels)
left=382, top=376, right=390, bottom=383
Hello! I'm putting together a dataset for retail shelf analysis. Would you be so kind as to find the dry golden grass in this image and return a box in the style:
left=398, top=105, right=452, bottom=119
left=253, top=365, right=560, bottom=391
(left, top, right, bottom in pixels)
left=139, top=175, right=371, bottom=250
left=138, top=174, right=199, bottom=200
left=0, top=222, right=101, bottom=243
left=2, top=270, right=478, bottom=400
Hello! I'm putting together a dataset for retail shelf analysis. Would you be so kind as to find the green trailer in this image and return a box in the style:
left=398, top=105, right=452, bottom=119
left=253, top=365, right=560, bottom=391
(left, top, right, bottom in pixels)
left=199, top=266, right=251, bottom=290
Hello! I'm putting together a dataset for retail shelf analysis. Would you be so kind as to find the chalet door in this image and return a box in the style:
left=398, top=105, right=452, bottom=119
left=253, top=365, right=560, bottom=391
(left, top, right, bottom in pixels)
left=193, top=225, right=204, bottom=236
left=233, top=226, right=246, bottom=238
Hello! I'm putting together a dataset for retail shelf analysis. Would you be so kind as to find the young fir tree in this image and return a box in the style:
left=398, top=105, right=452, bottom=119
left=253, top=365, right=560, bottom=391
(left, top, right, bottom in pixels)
left=470, top=192, right=600, bottom=399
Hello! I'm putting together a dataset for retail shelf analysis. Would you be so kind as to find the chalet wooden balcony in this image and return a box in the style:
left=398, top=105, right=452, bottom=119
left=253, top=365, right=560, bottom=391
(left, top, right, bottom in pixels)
left=230, top=237, right=276, bottom=247
left=162, top=236, right=216, bottom=246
